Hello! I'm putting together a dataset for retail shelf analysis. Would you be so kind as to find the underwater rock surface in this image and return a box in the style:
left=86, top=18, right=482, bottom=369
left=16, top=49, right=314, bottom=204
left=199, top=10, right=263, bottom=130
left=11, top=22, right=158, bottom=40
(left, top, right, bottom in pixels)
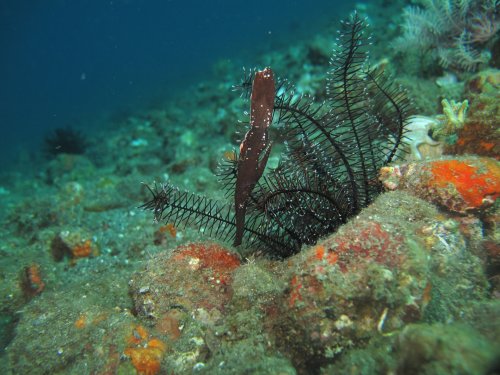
left=124, top=191, right=494, bottom=374
left=380, top=156, right=500, bottom=214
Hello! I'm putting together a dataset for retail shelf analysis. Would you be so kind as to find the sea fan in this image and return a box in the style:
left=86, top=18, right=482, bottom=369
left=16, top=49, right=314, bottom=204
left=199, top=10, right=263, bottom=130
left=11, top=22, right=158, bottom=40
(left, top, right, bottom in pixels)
left=141, top=13, right=412, bottom=258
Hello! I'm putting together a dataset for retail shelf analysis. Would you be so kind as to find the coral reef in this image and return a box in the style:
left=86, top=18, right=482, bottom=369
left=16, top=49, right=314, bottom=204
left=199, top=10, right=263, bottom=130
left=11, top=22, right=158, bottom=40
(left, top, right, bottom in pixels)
left=380, top=155, right=500, bottom=305
left=270, top=190, right=489, bottom=372
left=1, top=4, right=498, bottom=375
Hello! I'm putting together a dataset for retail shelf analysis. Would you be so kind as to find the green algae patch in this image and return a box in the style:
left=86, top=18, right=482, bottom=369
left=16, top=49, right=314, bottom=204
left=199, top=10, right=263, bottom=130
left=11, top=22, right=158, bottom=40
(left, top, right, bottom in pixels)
left=396, top=323, right=498, bottom=375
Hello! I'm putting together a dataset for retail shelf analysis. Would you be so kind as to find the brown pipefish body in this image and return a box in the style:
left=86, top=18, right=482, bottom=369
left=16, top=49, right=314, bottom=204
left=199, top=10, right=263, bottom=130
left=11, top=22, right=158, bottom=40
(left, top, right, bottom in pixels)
left=234, top=68, right=275, bottom=246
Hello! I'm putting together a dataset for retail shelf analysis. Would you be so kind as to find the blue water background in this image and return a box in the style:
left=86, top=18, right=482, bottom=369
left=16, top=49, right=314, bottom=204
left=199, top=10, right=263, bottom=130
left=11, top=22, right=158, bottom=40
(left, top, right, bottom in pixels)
left=0, top=0, right=354, bottom=167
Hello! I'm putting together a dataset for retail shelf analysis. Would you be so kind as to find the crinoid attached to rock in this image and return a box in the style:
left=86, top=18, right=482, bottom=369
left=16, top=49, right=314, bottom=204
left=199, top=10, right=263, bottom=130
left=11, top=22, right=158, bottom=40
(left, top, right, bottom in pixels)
left=141, top=13, right=413, bottom=258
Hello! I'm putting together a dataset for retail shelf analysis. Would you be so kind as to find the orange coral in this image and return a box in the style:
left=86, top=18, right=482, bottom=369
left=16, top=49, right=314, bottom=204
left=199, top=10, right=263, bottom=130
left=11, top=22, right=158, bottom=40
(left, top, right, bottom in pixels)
left=313, top=244, right=338, bottom=265
left=315, top=245, right=325, bottom=260
left=146, top=338, right=167, bottom=352
left=159, top=223, right=177, bottom=238
left=421, top=282, right=433, bottom=308
left=289, top=275, right=303, bottom=307
left=428, top=159, right=500, bottom=209
left=173, top=243, right=240, bottom=285
left=127, top=325, right=149, bottom=345
left=124, top=346, right=164, bottom=375
left=155, top=312, right=182, bottom=341
left=20, top=263, right=45, bottom=297
left=332, top=221, right=404, bottom=272
left=124, top=326, right=168, bottom=375
left=74, top=314, right=87, bottom=329
left=175, top=243, right=240, bottom=270
left=72, top=239, right=93, bottom=258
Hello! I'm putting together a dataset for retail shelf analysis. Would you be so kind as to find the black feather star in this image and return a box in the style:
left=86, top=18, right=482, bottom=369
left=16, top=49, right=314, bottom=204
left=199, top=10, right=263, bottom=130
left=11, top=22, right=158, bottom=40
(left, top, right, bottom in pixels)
left=141, top=13, right=412, bottom=259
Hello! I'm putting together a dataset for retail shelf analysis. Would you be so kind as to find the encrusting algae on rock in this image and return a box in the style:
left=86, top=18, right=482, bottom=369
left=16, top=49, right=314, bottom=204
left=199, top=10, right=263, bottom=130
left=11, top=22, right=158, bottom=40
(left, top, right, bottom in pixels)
left=126, top=189, right=494, bottom=374
left=129, top=243, right=241, bottom=316
left=380, top=156, right=500, bottom=214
